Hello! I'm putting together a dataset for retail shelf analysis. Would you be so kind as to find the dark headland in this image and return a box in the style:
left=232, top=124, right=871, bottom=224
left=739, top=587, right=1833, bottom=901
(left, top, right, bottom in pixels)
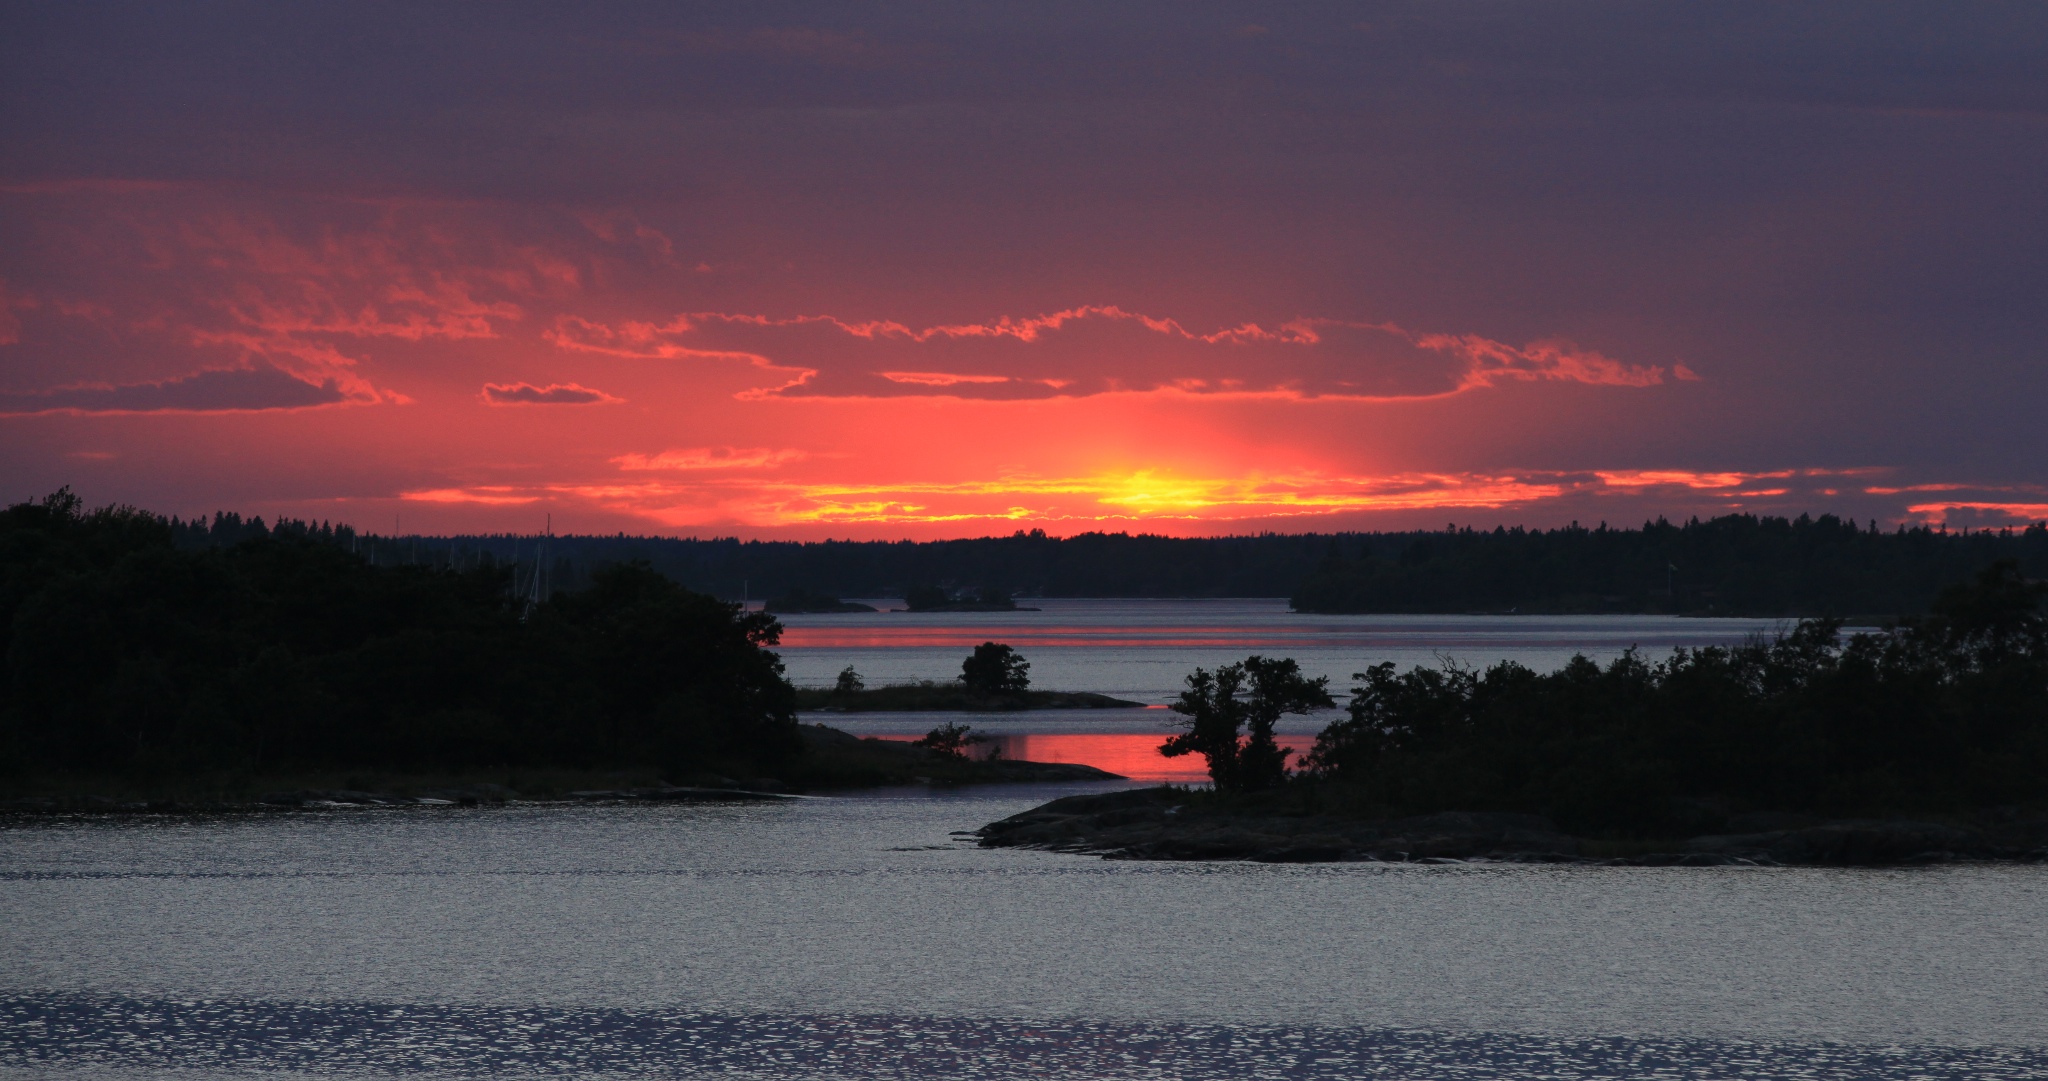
left=984, top=562, right=2048, bottom=867
left=0, top=491, right=1116, bottom=814
left=979, top=789, right=2048, bottom=866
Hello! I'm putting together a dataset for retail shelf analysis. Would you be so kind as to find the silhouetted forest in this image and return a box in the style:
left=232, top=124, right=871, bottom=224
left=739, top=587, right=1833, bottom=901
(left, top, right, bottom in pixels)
left=170, top=511, right=2048, bottom=615
left=1293, top=516, right=2048, bottom=615
left=2, top=492, right=797, bottom=784
left=1295, top=562, right=2048, bottom=832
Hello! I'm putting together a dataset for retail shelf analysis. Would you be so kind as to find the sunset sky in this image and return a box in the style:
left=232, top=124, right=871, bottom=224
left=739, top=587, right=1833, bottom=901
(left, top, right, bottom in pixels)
left=4, top=2, right=2044, bottom=538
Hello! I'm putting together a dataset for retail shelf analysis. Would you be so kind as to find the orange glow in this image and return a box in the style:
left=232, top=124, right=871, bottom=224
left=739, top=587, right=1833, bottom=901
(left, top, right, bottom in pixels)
left=403, top=487, right=539, bottom=505
left=1, top=185, right=2011, bottom=541
left=878, top=371, right=1015, bottom=386
left=1906, top=502, right=2048, bottom=524
left=399, top=469, right=1569, bottom=528
left=383, top=462, right=1955, bottom=534
left=1596, top=470, right=1788, bottom=489
left=871, top=732, right=1319, bottom=783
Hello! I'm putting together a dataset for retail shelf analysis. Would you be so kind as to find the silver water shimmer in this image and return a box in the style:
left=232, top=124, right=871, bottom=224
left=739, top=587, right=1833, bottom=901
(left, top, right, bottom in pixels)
left=4, top=790, right=2046, bottom=1078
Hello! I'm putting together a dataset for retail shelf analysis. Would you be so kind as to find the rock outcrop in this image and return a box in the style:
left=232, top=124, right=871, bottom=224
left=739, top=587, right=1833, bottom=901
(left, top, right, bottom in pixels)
left=977, top=788, right=2048, bottom=866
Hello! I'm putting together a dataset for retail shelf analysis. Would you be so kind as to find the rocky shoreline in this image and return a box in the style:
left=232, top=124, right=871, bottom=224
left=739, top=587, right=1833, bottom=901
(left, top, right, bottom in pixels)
left=976, top=787, right=2048, bottom=867
left=0, top=724, right=1124, bottom=816
left=0, top=783, right=801, bottom=815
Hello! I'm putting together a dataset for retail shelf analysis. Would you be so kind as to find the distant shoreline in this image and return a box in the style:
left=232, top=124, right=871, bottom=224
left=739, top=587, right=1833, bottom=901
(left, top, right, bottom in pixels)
left=793, top=685, right=1145, bottom=712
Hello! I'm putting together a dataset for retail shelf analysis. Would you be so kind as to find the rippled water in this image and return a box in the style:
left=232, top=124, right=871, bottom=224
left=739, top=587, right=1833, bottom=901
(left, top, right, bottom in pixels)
left=6, top=606, right=2043, bottom=1078
left=5, top=793, right=2046, bottom=1078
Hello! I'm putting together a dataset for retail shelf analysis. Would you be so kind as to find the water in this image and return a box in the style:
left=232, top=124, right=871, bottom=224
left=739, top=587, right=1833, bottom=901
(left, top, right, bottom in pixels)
left=3, top=796, right=2046, bottom=1077
left=774, top=599, right=1783, bottom=701
left=784, top=601, right=1784, bottom=782
left=6, top=606, right=2045, bottom=1078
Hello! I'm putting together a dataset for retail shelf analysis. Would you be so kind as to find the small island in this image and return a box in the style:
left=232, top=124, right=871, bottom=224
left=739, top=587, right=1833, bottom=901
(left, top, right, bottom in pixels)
left=796, top=644, right=1145, bottom=711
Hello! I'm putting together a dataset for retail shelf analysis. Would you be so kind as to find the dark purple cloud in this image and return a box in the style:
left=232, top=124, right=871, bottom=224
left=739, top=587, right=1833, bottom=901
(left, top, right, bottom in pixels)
left=0, top=365, right=348, bottom=415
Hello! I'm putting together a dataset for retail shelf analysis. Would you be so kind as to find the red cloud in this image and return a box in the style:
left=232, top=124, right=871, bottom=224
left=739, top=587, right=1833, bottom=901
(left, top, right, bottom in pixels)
left=5, top=194, right=586, bottom=410
left=479, top=381, right=621, bottom=406
left=547, top=305, right=1675, bottom=401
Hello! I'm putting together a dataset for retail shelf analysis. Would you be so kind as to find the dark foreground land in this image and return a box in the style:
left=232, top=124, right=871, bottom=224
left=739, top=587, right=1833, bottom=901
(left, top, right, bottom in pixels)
left=979, top=787, right=2048, bottom=866
left=986, top=561, right=2048, bottom=867
left=0, top=492, right=1126, bottom=812
left=2, top=492, right=1136, bottom=810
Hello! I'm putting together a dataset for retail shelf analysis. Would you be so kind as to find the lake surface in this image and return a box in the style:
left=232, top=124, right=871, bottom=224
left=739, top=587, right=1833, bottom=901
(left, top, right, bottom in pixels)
left=774, top=599, right=1786, bottom=701
left=784, top=601, right=1785, bottom=782
left=6, top=604, right=2045, bottom=1079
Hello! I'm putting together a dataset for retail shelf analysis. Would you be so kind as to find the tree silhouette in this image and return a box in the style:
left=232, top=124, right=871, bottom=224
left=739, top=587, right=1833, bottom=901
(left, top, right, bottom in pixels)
left=914, top=721, right=986, bottom=759
left=1161, top=656, right=1333, bottom=791
left=961, top=642, right=1030, bottom=697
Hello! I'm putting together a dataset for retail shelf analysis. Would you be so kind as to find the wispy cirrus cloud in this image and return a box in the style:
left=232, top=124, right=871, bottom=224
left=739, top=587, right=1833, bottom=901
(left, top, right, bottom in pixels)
left=403, top=487, right=540, bottom=505
left=612, top=446, right=806, bottom=470
left=546, top=306, right=1681, bottom=402
left=480, top=381, right=620, bottom=406
left=0, top=364, right=355, bottom=415
left=878, top=370, right=1026, bottom=387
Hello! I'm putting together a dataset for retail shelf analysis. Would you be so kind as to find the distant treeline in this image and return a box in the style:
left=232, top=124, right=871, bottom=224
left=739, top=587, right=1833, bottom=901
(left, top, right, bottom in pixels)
left=171, top=510, right=2048, bottom=616
left=1294, top=515, right=2048, bottom=616
left=2, top=492, right=797, bottom=784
